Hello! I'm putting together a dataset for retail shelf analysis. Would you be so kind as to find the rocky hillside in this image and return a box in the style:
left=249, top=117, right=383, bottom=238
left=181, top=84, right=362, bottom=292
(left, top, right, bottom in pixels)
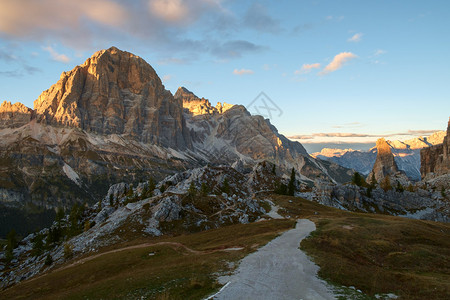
left=313, top=131, right=445, bottom=180
left=0, top=47, right=351, bottom=238
left=0, top=162, right=283, bottom=288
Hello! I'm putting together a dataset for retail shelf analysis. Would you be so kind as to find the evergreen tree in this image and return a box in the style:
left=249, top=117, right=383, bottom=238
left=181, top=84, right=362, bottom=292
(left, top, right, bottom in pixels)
left=55, top=207, right=65, bottom=224
left=188, top=181, right=197, bottom=199
left=272, top=164, right=276, bottom=175
left=275, top=182, right=288, bottom=195
left=5, top=229, right=17, bottom=262
left=200, top=182, right=209, bottom=196
left=32, top=233, right=44, bottom=256
left=109, top=193, right=114, bottom=206
left=395, top=181, right=404, bottom=193
left=45, top=254, right=53, bottom=265
left=370, top=173, right=377, bottom=187
left=287, top=168, right=296, bottom=196
left=381, top=175, right=392, bottom=192
left=221, top=178, right=230, bottom=194
left=351, top=172, right=365, bottom=187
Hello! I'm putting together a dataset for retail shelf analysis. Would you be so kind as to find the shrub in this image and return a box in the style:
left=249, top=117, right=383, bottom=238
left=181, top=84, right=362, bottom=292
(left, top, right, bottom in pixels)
left=64, top=243, right=74, bottom=260
left=287, top=168, right=296, bottom=196
left=45, top=254, right=53, bottom=265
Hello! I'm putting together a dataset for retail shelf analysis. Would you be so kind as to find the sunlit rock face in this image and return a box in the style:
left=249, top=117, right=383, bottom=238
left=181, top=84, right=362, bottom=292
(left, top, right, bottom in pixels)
left=175, top=86, right=234, bottom=116
left=33, top=47, right=190, bottom=149
left=421, top=118, right=450, bottom=179
left=368, top=138, right=401, bottom=182
left=0, top=101, right=32, bottom=129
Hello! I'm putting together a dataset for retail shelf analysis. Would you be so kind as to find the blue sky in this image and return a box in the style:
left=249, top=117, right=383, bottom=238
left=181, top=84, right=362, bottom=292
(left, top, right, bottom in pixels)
left=0, top=0, right=449, bottom=149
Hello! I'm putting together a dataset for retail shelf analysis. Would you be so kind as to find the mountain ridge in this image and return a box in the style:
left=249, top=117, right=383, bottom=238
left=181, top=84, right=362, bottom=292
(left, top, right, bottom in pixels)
left=312, top=131, right=446, bottom=180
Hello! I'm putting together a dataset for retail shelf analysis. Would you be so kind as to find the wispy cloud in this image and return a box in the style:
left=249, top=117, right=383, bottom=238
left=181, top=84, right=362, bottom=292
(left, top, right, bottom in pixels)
left=213, top=40, right=265, bottom=59
left=0, top=47, right=41, bottom=77
left=332, top=122, right=362, bottom=129
left=294, top=63, right=321, bottom=74
left=243, top=3, right=281, bottom=34
left=348, top=33, right=363, bottom=42
left=373, top=49, right=387, bottom=56
left=162, top=74, right=172, bottom=82
left=0, top=0, right=264, bottom=62
left=319, top=52, right=357, bottom=75
left=233, top=68, right=254, bottom=75
left=289, top=129, right=442, bottom=140
left=43, top=46, right=70, bottom=63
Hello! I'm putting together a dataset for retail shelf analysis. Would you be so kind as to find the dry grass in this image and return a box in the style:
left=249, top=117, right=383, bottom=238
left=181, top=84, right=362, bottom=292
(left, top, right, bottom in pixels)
left=270, top=194, right=450, bottom=299
left=0, top=219, right=294, bottom=300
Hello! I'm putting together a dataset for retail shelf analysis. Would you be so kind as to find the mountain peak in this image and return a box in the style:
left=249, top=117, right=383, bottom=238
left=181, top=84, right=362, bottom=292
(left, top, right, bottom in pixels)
left=368, top=138, right=400, bottom=182
left=32, top=47, right=189, bottom=148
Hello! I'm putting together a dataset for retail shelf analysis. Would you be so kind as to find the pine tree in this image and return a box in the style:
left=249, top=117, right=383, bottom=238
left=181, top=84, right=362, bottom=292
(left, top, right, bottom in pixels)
left=287, top=168, right=296, bottom=196
left=221, top=178, right=230, bottom=194
left=381, top=175, right=392, bottom=192
left=370, top=173, right=377, bottom=187
left=45, top=254, right=53, bottom=265
left=201, top=182, right=209, bottom=196
left=188, top=181, right=197, bottom=199
left=32, top=233, right=44, bottom=256
left=5, top=229, right=17, bottom=262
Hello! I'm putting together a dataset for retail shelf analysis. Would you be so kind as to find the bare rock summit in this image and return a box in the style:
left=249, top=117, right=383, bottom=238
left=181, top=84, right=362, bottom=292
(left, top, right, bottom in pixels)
left=0, top=101, right=32, bottom=129
left=33, top=46, right=189, bottom=148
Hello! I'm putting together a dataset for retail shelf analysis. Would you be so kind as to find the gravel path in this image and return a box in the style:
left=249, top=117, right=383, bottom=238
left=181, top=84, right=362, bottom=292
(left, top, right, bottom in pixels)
left=209, top=219, right=336, bottom=300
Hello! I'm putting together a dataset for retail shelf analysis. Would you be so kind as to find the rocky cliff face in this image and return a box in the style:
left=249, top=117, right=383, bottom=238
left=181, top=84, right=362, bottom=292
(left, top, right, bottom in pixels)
left=421, top=118, right=450, bottom=179
left=368, top=138, right=400, bottom=182
left=34, top=47, right=190, bottom=149
left=0, top=101, right=32, bottom=129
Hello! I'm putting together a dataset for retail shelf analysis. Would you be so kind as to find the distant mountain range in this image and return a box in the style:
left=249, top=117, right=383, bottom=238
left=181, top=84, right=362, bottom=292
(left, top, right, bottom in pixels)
left=311, top=131, right=446, bottom=181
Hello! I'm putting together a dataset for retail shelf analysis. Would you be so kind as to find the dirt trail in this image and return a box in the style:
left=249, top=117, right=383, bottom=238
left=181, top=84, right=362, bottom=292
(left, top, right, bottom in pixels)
left=208, top=219, right=336, bottom=300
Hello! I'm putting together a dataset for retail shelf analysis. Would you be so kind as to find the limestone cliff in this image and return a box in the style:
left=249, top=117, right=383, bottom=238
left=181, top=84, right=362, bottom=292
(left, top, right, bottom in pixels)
left=421, top=118, right=450, bottom=179
left=368, top=138, right=400, bottom=182
left=0, top=101, right=32, bottom=129
left=175, top=87, right=233, bottom=115
left=33, top=47, right=190, bottom=149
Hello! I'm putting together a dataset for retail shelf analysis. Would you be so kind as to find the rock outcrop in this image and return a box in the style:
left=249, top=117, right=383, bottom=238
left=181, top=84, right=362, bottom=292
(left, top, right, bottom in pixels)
left=175, top=87, right=233, bottom=116
left=33, top=47, right=190, bottom=149
left=315, top=132, right=445, bottom=181
left=0, top=101, right=32, bottom=129
left=368, top=138, right=400, bottom=182
left=421, top=118, right=450, bottom=179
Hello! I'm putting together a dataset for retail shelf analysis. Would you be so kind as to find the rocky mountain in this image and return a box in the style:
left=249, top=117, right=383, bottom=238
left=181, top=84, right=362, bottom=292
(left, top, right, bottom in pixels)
left=0, top=47, right=351, bottom=238
left=421, top=118, right=450, bottom=180
left=312, top=131, right=446, bottom=180
left=368, top=138, right=401, bottom=182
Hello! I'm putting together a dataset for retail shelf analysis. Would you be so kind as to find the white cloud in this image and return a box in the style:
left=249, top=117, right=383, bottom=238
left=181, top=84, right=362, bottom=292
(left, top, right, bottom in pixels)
left=149, top=0, right=189, bottom=23
left=374, top=49, right=387, bottom=56
left=233, top=68, right=254, bottom=75
left=319, top=52, right=357, bottom=75
left=348, top=33, right=363, bottom=42
left=294, top=63, right=320, bottom=74
left=42, top=46, right=70, bottom=63
left=162, top=74, right=172, bottom=81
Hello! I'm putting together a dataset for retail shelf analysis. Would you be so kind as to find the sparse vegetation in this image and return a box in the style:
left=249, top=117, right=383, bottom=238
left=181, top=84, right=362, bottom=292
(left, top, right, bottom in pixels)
left=351, top=172, right=366, bottom=187
left=380, top=175, right=392, bottom=192
left=287, top=168, right=296, bottom=196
